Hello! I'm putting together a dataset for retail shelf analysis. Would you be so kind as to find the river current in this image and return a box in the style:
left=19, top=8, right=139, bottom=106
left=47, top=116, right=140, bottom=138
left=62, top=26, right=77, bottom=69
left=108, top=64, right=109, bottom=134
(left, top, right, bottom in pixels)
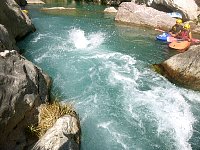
left=18, top=2, right=200, bottom=150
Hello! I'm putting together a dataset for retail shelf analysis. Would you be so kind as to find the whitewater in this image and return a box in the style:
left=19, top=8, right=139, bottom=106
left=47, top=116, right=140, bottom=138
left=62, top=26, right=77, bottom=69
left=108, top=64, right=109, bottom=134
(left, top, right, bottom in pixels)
left=18, top=4, right=200, bottom=150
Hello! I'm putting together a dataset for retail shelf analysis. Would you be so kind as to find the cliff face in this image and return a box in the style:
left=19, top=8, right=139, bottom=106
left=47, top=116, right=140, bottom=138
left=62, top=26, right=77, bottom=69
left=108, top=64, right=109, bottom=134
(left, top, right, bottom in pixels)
left=0, top=50, right=51, bottom=150
left=0, top=1, right=81, bottom=149
left=0, top=24, right=18, bottom=52
left=0, top=0, right=35, bottom=52
left=0, top=0, right=50, bottom=149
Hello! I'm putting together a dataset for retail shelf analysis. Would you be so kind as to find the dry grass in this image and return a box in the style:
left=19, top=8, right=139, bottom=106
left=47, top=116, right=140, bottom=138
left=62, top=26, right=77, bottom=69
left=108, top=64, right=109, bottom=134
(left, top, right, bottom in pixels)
left=28, top=101, right=76, bottom=137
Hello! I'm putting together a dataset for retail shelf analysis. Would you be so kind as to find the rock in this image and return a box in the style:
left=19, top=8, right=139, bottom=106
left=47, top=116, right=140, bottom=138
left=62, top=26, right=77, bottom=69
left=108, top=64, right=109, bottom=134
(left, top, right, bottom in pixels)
left=27, top=0, right=45, bottom=4
left=41, top=7, right=76, bottom=15
left=41, top=7, right=75, bottom=10
left=193, top=25, right=200, bottom=34
left=0, top=24, right=18, bottom=52
left=0, top=51, right=51, bottom=150
left=15, top=0, right=27, bottom=6
left=160, top=45, right=200, bottom=90
left=0, top=0, right=35, bottom=40
left=104, top=7, right=118, bottom=13
left=194, top=0, right=200, bottom=7
left=32, top=115, right=80, bottom=150
left=136, top=0, right=198, bottom=21
left=115, top=2, right=176, bottom=31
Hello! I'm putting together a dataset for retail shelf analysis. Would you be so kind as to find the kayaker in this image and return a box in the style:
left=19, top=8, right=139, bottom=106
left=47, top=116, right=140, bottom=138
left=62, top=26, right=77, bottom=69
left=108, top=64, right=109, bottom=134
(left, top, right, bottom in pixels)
left=178, top=23, right=192, bottom=42
left=169, top=19, right=183, bottom=37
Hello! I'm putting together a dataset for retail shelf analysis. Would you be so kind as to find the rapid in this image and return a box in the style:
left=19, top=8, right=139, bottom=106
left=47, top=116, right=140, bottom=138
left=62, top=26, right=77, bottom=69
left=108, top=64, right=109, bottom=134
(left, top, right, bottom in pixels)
left=18, top=3, right=200, bottom=150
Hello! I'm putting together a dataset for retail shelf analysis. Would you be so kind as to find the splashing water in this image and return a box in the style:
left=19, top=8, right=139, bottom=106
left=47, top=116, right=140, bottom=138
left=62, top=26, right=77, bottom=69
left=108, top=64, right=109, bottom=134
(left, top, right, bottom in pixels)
left=17, top=5, right=200, bottom=150
left=68, top=28, right=105, bottom=49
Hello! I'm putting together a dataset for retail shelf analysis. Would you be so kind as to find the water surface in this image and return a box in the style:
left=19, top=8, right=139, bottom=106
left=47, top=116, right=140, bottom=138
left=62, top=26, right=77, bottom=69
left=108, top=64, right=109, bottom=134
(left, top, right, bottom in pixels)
left=18, top=3, right=200, bottom=150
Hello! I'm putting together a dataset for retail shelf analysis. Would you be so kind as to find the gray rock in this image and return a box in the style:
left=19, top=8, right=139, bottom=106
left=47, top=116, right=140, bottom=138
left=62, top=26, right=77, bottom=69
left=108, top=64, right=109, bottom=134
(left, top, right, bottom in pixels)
left=115, top=2, right=176, bottom=31
left=104, top=7, right=118, bottom=13
left=0, top=0, right=35, bottom=40
left=27, top=0, right=45, bottom=4
left=0, top=51, right=51, bottom=150
left=160, top=45, right=200, bottom=90
left=134, top=0, right=198, bottom=20
left=0, top=24, right=18, bottom=52
left=32, top=115, right=80, bottom=150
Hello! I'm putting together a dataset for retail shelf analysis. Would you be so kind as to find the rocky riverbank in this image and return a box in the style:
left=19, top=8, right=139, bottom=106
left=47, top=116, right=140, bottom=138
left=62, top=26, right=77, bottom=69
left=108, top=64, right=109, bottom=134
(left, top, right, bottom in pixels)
left=1, top=0, right=200, bottom=149
left=115, top=1, right=200, bottom=33
left=114, top=1, right=200, bottom=91
left=0, top=0, right=80, bottom=149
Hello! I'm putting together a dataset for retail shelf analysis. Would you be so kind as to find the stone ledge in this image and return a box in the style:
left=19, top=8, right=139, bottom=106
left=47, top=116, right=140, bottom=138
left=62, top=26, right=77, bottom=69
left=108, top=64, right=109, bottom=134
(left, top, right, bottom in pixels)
left=27, top=0, right=45, bottom=4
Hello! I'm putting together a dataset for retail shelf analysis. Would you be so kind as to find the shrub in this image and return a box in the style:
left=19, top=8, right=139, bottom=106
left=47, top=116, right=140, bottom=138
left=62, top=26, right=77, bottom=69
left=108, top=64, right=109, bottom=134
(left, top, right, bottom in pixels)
left=28, top=101, right=76, bottom=137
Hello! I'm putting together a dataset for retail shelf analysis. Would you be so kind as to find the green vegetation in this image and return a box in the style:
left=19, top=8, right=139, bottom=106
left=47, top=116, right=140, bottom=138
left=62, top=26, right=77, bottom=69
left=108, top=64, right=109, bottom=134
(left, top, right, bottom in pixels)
left=151, top=64, right=164, bottom=75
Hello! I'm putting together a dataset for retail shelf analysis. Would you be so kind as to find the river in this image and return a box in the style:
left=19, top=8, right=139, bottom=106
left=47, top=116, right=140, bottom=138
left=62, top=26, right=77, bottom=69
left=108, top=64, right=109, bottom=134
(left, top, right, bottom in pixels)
left=18, top=2, right=200, bottom=150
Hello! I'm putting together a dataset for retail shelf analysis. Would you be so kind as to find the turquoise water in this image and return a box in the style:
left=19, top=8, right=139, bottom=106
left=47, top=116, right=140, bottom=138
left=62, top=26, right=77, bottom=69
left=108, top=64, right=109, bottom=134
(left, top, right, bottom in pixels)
left=18, top=3, right=200, bottom=150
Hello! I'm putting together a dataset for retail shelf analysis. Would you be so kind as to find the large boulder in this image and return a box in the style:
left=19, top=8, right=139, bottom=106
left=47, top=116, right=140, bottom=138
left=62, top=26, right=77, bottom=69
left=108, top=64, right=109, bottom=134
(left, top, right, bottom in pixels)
left=0, top=24, right=18, bottom=52
left=159, top=45, right=200, bottom=90
left=0, top=50, right=51, bottom=150
left=32, top=115, right=80, bottom=150
left=115, top=2, right=176, bottom=31
left=136, top=0, right=198, bottom=21
left=0, top=0, right=35, bottom=40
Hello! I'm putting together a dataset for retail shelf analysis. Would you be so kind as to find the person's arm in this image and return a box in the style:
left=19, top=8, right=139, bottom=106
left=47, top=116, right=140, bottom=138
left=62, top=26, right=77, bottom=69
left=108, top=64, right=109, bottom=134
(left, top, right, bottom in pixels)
left=169, top=32, right=176, bottom=37
left=169, top=25, right=176, bottom=37
left=174, top=30, right=182, bottom=38
left=188, top=32, right=192, bottom=42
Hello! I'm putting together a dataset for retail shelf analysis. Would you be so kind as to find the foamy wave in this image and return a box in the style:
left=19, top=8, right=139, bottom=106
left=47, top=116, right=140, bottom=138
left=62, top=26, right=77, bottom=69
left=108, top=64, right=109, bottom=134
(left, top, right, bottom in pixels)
left=32, top=33, right=49, bottom=43
left=124, top=84, right=195, bottom=150
left=97, top=121, right=131, bottom=149
left=68, top=28, right=105, bottom=49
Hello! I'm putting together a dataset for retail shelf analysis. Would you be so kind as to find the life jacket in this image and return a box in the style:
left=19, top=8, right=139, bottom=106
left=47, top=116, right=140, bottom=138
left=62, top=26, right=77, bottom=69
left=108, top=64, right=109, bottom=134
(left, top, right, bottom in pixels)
left=171, top=24, right=183, bottom=34
left=180, top=30, right=190, bottom=40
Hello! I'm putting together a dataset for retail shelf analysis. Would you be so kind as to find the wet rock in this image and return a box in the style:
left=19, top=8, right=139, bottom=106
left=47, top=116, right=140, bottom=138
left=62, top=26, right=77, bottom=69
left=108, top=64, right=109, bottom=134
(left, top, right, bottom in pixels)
left=0, top=51, right=51, bottom=150
left=115, top=2, right=176, bottom=31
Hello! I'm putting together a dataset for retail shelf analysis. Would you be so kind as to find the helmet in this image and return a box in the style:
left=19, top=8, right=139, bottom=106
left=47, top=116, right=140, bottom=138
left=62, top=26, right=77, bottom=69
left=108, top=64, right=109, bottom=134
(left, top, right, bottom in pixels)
left=176, top=19, right=182, bottom=24
left=184, top=23, right=190, bottom=29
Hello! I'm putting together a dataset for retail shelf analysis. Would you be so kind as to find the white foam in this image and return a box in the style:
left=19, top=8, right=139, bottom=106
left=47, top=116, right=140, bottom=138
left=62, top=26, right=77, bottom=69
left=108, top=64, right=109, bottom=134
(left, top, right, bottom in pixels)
left=68, top=28, right=105, bottom=49
left=97, top=121, right=130, bottom=149
left=97, top=121, right=113, bottom=129
left=32, top=33, right=49, bottom=43
left=123, top=82, right=195, bottom=150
